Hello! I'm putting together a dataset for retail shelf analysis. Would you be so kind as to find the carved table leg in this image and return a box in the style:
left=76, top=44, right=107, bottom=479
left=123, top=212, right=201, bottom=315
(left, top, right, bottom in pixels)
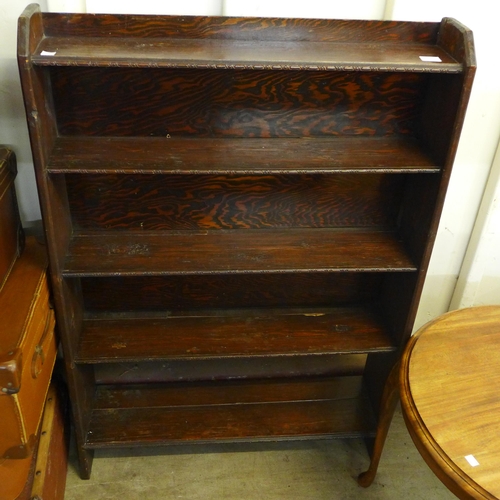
left=358, top=359, right=400, bottom=487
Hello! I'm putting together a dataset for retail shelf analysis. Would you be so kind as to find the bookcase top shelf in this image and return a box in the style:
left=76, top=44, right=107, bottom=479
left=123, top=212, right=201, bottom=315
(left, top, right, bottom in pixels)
left=20, top=6, right=474, bottom=73
left=32, top=37, right=461, bottom=72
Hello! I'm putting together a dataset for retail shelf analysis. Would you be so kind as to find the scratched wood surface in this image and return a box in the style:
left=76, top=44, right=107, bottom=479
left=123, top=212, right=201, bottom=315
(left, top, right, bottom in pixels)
left=46, top=136, right=440, bottom=174
left=85, top=376, right=376, bottom=447
left=34, top=15, right=459, bottom=74
left=93, top=354, right=368, bottom=384
left=76, top=305, right=395, bottom=362
left=61, top=229, right=416, bottom=276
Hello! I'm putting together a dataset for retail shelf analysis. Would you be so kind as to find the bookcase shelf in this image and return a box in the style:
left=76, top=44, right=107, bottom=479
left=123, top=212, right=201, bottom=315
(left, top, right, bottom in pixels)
left=47, top=136, right=441, bottom=175
left=85, top=377, right=376, bottom=448
left=33, top=36, right=462, bottom=72
left=75, top=305, right=396, bottom=363
left=18, top=4, right=475, bottom=482
left=61, top=229, right=416, bottom=276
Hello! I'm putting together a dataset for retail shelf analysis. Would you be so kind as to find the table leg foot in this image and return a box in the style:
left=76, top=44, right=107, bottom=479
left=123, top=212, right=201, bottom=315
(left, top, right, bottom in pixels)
left=357, top=470, right=376, bottom=488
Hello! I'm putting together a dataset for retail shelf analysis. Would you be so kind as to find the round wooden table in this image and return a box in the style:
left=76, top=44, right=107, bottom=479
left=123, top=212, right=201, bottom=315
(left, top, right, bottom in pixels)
left=400, top=306, right=500, bottom=499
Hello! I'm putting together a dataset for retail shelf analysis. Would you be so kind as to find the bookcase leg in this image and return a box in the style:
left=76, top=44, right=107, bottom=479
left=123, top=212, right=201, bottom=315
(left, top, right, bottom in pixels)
left=76, top=446, right=94, bottom=480
left=357, top=360, right=400, bottom=487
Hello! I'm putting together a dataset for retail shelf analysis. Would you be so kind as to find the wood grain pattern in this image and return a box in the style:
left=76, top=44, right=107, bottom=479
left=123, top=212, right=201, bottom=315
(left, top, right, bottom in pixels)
left=94, top=355, right=368, bottom=384
left=66, top=173, right=404, bottom=230
left=96, top=376, right=364, bottom=407
left=47, top=136, right=441, bottom=174
left=62, top=229, right=417, bottom=276
left=438, top=18, right=476, bottom=67
left=34, top=15, right=460, bottom=74
left=400, top=306, right=500, bottom=499
left=80, top=272, right=382, bottom=311
left=51, top=68, right=427, bottom=137
left=34, top=37, right=461, bottom=72
left=85, top=376, right=376, bottom=447
left=18, top=6, right=475, bottom=480
left=76, top=305, right=395, bottom=362
left=29, top=383, right=69, bottom=500
left=41, top=14, right=440, bottom=43
left=86, top=400, right=373, bottom=446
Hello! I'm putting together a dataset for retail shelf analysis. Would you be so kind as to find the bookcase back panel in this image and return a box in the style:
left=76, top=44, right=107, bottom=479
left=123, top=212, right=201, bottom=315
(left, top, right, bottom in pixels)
left=66, top=173, right=405, bottom=230
left=50, top=67, right=427, bottom=138
left=94, top=354, right=368, bottom=384
left=41, top=14, right=439, bottom=43
left=80, top=272, right=383, bottom=312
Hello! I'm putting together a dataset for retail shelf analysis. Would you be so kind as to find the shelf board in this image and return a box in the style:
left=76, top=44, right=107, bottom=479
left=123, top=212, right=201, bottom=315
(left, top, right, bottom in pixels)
left=76, top=305, right=396, bottom=363
left=62, top=229, right=417, bottom=276
left=33, top=36, right=461, bottom=73
left=47, top=136, right=441, bottom=175
left=84, top=376, right=376, bottom=448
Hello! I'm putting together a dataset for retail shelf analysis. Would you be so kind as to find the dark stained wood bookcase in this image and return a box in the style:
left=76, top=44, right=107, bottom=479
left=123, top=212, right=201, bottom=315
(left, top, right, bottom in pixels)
left=18, top=4, right=475, bottom=480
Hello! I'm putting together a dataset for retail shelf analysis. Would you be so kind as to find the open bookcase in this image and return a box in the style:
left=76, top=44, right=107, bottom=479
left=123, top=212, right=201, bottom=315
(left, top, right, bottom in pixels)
left=18, top=4, right=475, bottom=480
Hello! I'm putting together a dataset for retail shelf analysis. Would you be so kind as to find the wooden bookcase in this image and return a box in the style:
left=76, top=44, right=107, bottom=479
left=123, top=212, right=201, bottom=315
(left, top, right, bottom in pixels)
left=18, top=4, right=475, bottom=480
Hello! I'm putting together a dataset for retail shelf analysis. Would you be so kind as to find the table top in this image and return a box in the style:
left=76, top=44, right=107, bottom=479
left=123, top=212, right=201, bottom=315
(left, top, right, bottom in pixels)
left=400, top=305, right=500, bottom=500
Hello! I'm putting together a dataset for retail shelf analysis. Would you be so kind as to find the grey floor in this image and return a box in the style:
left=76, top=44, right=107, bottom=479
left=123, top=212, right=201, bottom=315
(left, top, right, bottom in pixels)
left=64, top=405, right=456, bottom=499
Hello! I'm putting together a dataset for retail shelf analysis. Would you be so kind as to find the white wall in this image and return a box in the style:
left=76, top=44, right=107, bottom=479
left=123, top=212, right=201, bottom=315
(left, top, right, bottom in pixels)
left=0, top=0, right=49, bottom=222
left=85, top=0, right=221, bottom=15
left=84, top=0, right=387, bottom=17
left=222, top=0, right=386, bottom=18
left=450, top=139, right=500, bottom=308
left=46, top=0, right=85, bottom=11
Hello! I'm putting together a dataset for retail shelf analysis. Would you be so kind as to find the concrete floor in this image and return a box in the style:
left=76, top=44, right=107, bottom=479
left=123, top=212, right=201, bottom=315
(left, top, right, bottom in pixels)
left=64, top=405, right=456, bottom=499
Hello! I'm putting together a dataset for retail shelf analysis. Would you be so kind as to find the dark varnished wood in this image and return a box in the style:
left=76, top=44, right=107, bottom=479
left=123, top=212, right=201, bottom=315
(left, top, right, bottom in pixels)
left=18, top=6, right=475, bottom=481
left=76, top=306, right=395, bottom=363
left=66, top=173, right=405, bottom=230
left=47, top=136, right=441, bottom=174
left=94, top=355, right=368, bottom=384
left=85, top=377, right=376, bottom=447
left=32, top=15, right=459, bottom=72
left=34, top=37, right=461, bottom=71
left=96, top=376, right=363, bottom=407
left=358, top=20, right=476, bottom=484
left=18, top=5, right=96, bottom=478
left=358, top=360, right=400, bottom=487
left=62, top=229, right=416, bottom=276
left=0, top=148, right=24, bottom=292
left=40, top=14, right=439, bottom=44
left=50, top=68, right=428, bottom=137
left=80, top=272, right=382, bottom=311
left=438, top=18, right=476, bottom=66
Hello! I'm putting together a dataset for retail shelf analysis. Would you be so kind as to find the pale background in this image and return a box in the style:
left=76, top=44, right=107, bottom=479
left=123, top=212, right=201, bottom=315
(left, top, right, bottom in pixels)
left=2, top=0, right=499, bottom=329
